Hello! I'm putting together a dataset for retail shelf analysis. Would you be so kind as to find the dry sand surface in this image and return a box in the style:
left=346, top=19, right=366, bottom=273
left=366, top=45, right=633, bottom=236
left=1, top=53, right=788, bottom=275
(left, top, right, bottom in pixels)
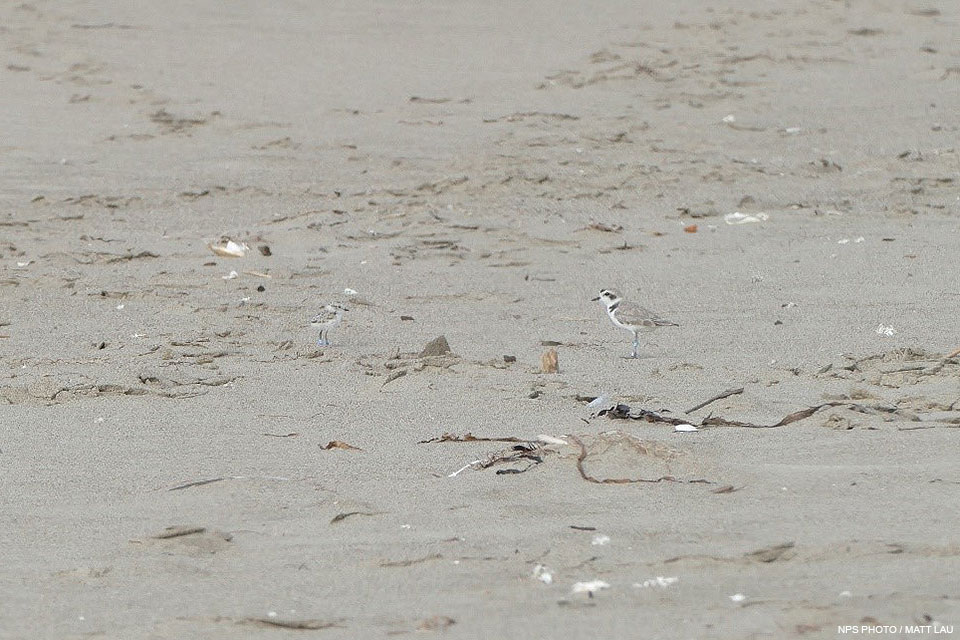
left=2, top=1, right=960, bottom=638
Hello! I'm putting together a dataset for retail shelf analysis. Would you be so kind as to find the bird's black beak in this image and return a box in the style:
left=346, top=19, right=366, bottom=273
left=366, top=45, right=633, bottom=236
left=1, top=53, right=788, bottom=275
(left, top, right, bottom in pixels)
left=591, top=296, right=600, bottom=301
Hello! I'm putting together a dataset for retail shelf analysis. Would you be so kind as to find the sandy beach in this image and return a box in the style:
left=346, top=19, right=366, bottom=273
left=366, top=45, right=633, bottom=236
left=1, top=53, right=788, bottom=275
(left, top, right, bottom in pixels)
left=2, top=1, right=959, bottom=638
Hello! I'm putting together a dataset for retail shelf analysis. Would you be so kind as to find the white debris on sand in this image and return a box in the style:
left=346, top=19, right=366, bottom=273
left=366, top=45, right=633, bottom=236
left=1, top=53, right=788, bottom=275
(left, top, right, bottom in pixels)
left=634, top=576, right=679, bottom=589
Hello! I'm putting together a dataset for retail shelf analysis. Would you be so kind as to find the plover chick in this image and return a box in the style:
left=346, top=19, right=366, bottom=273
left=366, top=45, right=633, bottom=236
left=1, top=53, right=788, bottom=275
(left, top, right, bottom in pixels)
left=592, top=289, right=678, bottom=358
left=310, top=304, right=347, bottom=346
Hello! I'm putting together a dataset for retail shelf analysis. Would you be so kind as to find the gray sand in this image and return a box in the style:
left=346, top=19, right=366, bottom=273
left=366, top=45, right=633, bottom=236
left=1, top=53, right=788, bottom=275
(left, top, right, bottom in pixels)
left=2, top=1, right=959, bottom=638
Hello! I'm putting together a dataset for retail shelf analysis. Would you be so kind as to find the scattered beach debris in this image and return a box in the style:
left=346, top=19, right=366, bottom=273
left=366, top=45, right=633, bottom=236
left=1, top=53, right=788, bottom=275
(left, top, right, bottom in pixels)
left=683, top=224, right=698, bottom=233
left=596, top=398, right=958, bottom=429
left=420, top=431, right=716, bottom=482
left=257, top=244, right=271, bottom=256
left=343, top=287, right=358, bottom=295
left=447, top=442, right=547, bottom=477
left=541, top=348, right=559, bottom=373
left=685, top=387, right=744, bottom=413
left=591, top=534, right=611, bottom=546
left=571, top=580, right=610, bottom=597
left=532, top=564, right=554, bottom=584
left=569, top=433, right=711, bottom=485
left=634, top=576, right=678, bottom=589
left=418, top=432, right=527, bottom=444
left=816, top=347, right=959, bottom=390
left=724, top=212, right=769, bottom=225
left=222, top=270, right=238, bottom=280
left=263, top=432, right=299, bottom=438
left=322, top=440, right=362, bottom=451
left=729, top=593, right=747, bottom=603
left=207, top=239, right=249, bottom=258
left=674, top=424, right=698, bottom=433
left=419, top=335, right=452, bottom=357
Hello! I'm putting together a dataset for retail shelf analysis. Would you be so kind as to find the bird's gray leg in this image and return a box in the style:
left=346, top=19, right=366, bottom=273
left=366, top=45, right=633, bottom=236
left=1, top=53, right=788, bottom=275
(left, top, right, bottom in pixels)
left=631, top=332, right=639, bottom=358
left=317, top=330, right=327, bottom=347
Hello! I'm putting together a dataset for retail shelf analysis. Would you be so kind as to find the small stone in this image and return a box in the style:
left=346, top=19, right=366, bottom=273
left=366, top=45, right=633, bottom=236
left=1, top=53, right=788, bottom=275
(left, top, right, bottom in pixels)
left=503, top=355, right=517, bottom=363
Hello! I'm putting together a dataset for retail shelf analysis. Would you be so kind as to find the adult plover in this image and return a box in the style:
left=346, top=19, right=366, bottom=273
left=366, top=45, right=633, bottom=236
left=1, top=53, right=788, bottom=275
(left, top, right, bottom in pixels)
left=310, top=304, right=347, bottom=346
left=592, top=289, right=678, bottom=358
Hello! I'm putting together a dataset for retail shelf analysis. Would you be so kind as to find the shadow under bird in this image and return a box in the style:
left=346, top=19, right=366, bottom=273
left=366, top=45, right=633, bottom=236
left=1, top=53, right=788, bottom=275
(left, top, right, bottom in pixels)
left=592, top=289, right=678, bottom=358
left=311, top=304, right=347, bottom=346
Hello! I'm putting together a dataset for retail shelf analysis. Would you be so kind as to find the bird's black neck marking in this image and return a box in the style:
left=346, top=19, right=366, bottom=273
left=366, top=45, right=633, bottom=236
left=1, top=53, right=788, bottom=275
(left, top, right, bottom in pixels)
left=609, top=301, right=620, bottom=312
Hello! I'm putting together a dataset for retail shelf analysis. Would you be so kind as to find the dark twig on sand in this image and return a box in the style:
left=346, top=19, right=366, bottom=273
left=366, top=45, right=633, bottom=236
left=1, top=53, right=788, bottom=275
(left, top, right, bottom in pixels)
left=330, top=511, right=380, bottom=524
left=685, top=387, right=744, bottom=414
left=152, top=526, right=206, bottom=539
left=168, top=477, right=225, bottom=491
left=243, top=617, right=343, bottom=631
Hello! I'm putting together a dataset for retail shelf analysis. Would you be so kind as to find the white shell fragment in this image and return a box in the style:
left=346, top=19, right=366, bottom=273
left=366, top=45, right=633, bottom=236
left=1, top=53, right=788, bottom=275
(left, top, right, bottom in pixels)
left=532, top=564, right=553, bottom=585
left=571, top=580, right=610, bottom=595
left=222, top=270, right=239, bottom=280
left=343, top=288, right=358, bottom=295
left=586, top=395, right=611, bottom=409
left=729, top=593, right=747, bottom=603
left=591, top=534, right=611, bottom=546
left=724, top=212, right=769, bottom=225
left=208, top=239, right=249, bottom=258
left=674, top=424, right=699, bottom=433
left=537, top=435, right=567, bottom=446
left=876, top=325, right=897, bottom=337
